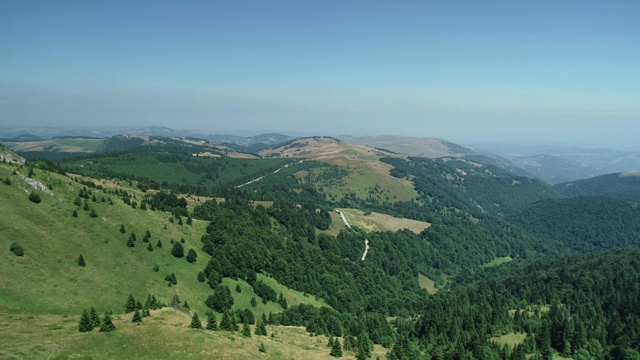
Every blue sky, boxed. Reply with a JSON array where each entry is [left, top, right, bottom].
[[1, 0, 639, 148]]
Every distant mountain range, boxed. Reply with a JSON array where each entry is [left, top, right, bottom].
[[471, 143, 640, 184], [0, 126, 294, 147], [2, 126, 640, 184]]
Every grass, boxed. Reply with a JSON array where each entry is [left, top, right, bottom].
[[0, 162, 326, 319], [4, 138, 104, 153], [263, 137, 418, 203], [336, 208, 431, 234], [418, 274, 438, 295], [490, 332, 527, 347], [483, 256, 513, 268], [0, 161, 373, 359], [0, 308, 387, 359], [65, 153, 292, 189]]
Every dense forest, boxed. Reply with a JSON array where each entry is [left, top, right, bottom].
[[555, 173, 640, 202], [391, 250, 640, 360], [508, 196, 640, 253], [4, 139, 640, 359]]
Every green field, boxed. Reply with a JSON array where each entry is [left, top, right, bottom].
[[0, 162, 327, 320], [5, 138, 105, 153], [0, 308, 387, 360], [64, 152, 293, 190]]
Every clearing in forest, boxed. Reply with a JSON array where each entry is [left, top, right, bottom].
[[336, 208, 431, 234], [418, 274, 438, 295]]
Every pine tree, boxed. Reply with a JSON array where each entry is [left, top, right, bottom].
[[220, 311, 234, 331], [127, 235, 135, 248], [197, 271, 206, 282], [100, 313, 116, 332], [278, 292, 288, 309], [186, 249, 197, 263], [259, 343, 266, 353], [120, 224, 126, 233], [125, 294, 136, 313], [73, 210, 78, 217], [78, 309, 93, 332], [330, 338, 343, 357], [186, 215, 192, 225], [250, 296, 257, 307], [206, 312, 218, 330], [78, 254, 86, 267], [145, 294, 153, 309], [147, 242, 153, 251], [83, 200, 89, 210], [356, 332, 371, 360], [132, 309, 142, 323], [89, 208, 98, 218], [165, 272, 177, 285], [242, 321, 251, 337], [190, 312, 202, 329], [255, 318, 267, 336], [171, 242, 184, 258], [156, 239, 162, 248], [89, 306, 101, 328]]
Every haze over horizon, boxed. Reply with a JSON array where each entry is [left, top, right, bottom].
[[1, 1, 639, 150]]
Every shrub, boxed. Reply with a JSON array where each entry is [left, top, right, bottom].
[[29, 192, 41, 203], [10, 242, 24, 256]]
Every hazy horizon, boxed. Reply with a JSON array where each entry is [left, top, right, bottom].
[[1, 1, 639, 150]]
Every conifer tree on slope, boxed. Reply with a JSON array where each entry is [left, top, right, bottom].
[[89, 306, 101, 327], [100, 313, 116, 332], [190, 312, 202, 329], [78, 309, 93, 332], [330, 338, 343, 357], [206, 312, 218, 330]]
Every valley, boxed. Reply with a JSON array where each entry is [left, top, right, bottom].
[[1, 133, 639, 360]]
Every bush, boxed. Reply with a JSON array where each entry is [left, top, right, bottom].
[[171, 242, 184, 258], [10, 242, 24, 256], [29, 192, 41, 203]]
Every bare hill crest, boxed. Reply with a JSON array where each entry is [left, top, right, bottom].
[[336, 135, 473, 158]]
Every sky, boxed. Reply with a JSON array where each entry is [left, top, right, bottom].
[[1, 0, 639, 149]]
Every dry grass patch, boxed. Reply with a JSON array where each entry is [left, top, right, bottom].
[[261, 137, 418, 203], [483, 256, 513, 268], [491, 333, 527, 348], [338, 208, 430, 234], [323, 211, 348, 236], [418, 274, 438, 294], [0, 309, 381, 360]]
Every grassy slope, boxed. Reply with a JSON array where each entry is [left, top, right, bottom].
[[4, 138, 104, 153], [0, 308, 388, 360], [65, 153, 292, 189], [337, 208, 430, 234], [261, 137, 418, 203], [0, 163, 328, 319], [417, 274, 438, 295]]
